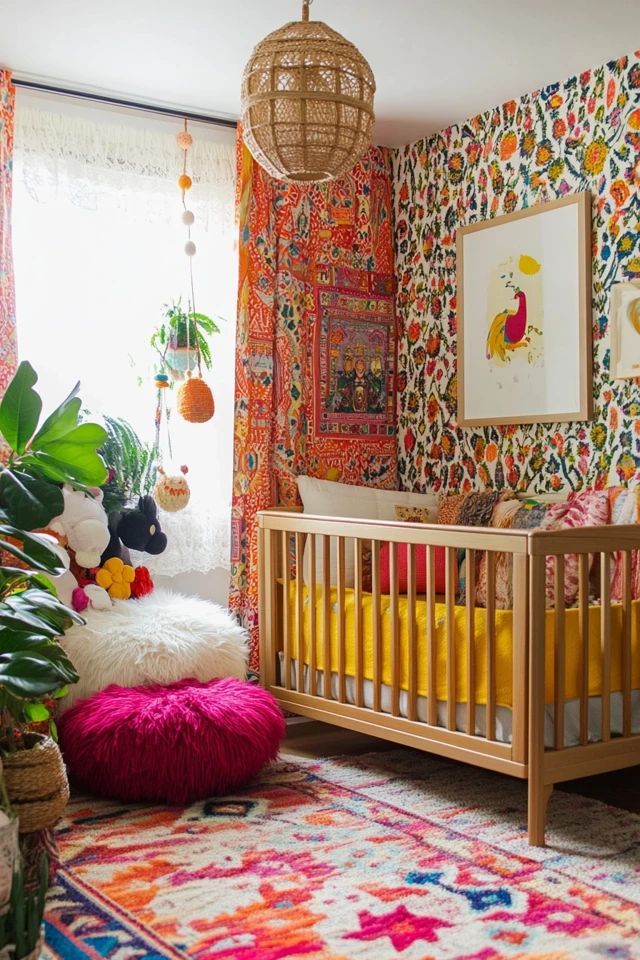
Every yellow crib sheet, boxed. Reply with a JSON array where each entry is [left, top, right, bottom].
[[285, 584, 640, 708]]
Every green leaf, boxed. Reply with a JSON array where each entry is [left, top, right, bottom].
[[23, 701, 50, 722], [0, 654, 71, 698], [36, 423, 108, 486], [0, 361, 43, 454], [0, 524, 63, 572], [0, 469, 64, 530], [31, 386, 81, 448], [52, 684, 69, 699]]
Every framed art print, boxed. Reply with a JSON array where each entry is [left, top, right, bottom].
[[456, 192, 592, 426], [610, 281, 640, 380]]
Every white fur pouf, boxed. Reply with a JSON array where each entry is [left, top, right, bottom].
[[59, 589, 248, 713]]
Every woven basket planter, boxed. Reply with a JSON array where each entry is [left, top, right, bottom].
[[3, 735, 69, 834]]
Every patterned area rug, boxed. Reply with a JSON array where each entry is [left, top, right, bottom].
[[43, 750, 640, 959]]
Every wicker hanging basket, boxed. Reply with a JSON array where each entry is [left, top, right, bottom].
[[177, 375, 215, 423], [241, 0, 375, 183], [2, 734, 70, 834]]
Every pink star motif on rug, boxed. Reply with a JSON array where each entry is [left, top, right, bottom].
[[345, 904, 452, 951]]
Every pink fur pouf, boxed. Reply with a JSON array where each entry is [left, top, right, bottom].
[[59, 678, 285, 804]]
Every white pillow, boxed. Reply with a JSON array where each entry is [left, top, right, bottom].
[[296, 476, 438, 586]]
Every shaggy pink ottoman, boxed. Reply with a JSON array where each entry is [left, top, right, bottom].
[[59, 678, 285, 804]]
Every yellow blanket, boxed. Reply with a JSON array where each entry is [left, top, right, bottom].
[[286, 584, 640, 708]]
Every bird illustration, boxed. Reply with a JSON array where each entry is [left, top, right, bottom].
[[486, 290, 528, 362]]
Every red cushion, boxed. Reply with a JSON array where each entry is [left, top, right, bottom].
[[379, 542, 453, 595]]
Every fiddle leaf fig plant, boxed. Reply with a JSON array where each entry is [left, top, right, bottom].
[[0, 361, 108, 748]]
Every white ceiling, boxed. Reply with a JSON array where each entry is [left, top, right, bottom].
[[1, 0, 639, 147]]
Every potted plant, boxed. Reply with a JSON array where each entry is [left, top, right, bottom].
[[96, 414, 158, 514], [0, 361, 108, 958], [151, 299, 219, 380]]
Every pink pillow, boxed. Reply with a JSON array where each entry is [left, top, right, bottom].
[[379, 542, 454, 595], [541, 491, 609, 606]]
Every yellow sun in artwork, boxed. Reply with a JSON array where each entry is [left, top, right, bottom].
[[519, 254, 541, 275], [628, 296, 640, 336]]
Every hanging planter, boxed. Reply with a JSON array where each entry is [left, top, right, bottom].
[[177, 374, 215, 424], [165, 344, 198, 380], [2, 734, 70, 835]]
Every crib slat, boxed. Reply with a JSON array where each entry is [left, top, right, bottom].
[[295, 533, 305, 694], [446, 546, 456, 731], [622, 550, 632, 738], [600, 552, 611, 742], [407, 542, 417, 722], [282, 531, 291, 690], [465, 548, 476, 737], [372, 540, 382, 713], [486, 551, 496, 742], [322, 534, 332, 701], [578, 553, 589, 745], [337, 537, 346, 704], [427, 544, 437, 726], [390, 541, 400, 717], [354, 539, 364, 708], [308, 534, 317, 697], [554, 555, 566, 751]]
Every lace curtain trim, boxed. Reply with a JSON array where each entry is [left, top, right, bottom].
[[129, 504, 230, 576], [14, 107, 236, 227]]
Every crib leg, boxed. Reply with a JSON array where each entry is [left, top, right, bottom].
[[528, 782, 553, 846]]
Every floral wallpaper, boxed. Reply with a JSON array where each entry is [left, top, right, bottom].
[[0, 70, 17, 401], [393, 50, 640, 494]]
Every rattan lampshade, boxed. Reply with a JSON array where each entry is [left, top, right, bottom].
[[241, 1, 375, 183]]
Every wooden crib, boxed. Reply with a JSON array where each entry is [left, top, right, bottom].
[[257, 507, 640, 845]]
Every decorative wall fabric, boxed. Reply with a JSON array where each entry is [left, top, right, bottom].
[[230, 137, 397, 665], [0, 70, 17, 400], [393, 50, 640, 495]]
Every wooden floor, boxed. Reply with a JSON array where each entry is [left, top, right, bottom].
[[283, 720, 640, 815]]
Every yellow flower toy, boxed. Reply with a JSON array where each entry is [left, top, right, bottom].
[[95, 557, 135, 600]]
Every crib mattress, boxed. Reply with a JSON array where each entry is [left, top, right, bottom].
[[281, 656, 640, 748], [285, 583, 640, 708]]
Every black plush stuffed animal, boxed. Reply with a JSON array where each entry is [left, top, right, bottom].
[[101, 496, 168, 565]]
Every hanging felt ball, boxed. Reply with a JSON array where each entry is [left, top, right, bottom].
[[181, 209, 195, 226], [177, 376, 214, 423], [154, 372, 170, 389], [178, 173, 193, 191], [154, 465, 191, 512], [176, 130, 193, 150], [184, 240, 197, 256]]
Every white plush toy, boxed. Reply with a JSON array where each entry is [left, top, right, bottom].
[[50, 485, 111, 569], [45, 538, 112, 612]]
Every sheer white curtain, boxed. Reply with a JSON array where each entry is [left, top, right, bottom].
[[12, 92, 237, 578]]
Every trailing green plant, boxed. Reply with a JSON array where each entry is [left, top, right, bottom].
[[96, 415, 158, 515], [151, 298, 219, 373], [0, 847, 48, 958], [0, 361, 107, 748]]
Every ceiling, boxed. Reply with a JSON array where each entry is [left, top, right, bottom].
[[1, 0, 639, 147]]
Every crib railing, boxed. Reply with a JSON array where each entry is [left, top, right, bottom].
[[258, 509, 640, 844]]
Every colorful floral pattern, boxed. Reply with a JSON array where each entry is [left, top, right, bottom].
[[44, 750, 640, 959], [230, 136, 396, 665], [0, 70, 16, 402], [393, 50, 640, 494]]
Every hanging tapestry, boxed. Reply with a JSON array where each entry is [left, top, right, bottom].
[[0, 70, 17, 401], [230, 135, 396, 668], [393, 49, 640, 495]]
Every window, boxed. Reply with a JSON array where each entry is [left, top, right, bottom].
[[12, 92, 237, 578]]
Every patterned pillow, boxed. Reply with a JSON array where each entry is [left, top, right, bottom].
[[540, 491, 609, 607], [608, 485, 640, 600], [395, 504, 435, 524]]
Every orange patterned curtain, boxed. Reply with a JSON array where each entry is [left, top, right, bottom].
[[230, 131, 397, 668], [0, 70, 16, 399]]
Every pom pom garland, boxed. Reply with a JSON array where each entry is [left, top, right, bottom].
[[184, 240, 197, 256], [176, 130, 193, 149], [178, 173, 192, 191], [181, 209, 195, 226]]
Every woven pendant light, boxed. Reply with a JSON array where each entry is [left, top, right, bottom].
[[241, 0, 375, 183]]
